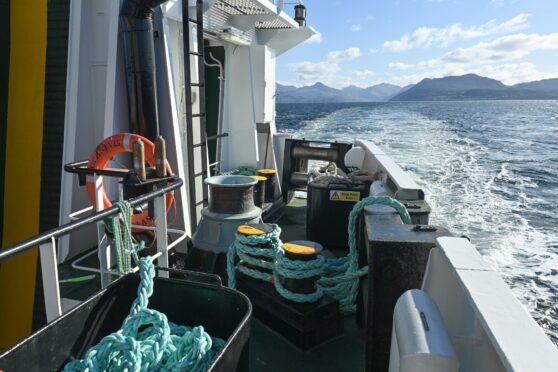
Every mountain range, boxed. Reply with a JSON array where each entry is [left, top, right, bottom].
[[276, 74, 558, 103], [276, 82, 410, 103]]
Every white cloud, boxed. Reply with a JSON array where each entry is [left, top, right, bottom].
[[417, 32, 558, 68], [474, 62, 558, 85], [351, 24, 362, 32], [288, 48, 368, 87], [389, 62, 413, 70], [329, 70, 378, 88], [288, 61, 340, 83], [382, 13, 531, 52], [383, 31, 558, 86], [305, 32, 323, 44], [326, 47, 362, 62], [385, 61, 558, 86], [352, 69, 376, 79]]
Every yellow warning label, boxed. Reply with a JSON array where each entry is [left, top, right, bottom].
[[330, 190, 360, 202]]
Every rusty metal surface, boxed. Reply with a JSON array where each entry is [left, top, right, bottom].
[[133, 139, 146, 181], [209, 185, 255, 214], [155, 136, 167, 178], [363, 211, 452, 372]]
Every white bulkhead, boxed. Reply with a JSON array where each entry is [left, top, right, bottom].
[[58, 0, 315, 260]]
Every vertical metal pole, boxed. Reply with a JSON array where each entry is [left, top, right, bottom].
[[93, 174, 111, 287], [118, 182, 124, 202], [196, 0, 209, 205], [39, 238, 62, 321], [182, 0, 199, 233], [154, 192, 169, 278]]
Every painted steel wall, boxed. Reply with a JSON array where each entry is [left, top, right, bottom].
[[0, 0, 71, 348]]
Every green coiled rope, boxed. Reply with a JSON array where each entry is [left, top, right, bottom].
[[226, 224, 282, 288], [64, 201, 224, 372], [227, 196, 411, 314], [273, 248, 325, 303], [317, 195, 411, 313]]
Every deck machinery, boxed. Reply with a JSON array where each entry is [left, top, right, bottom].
[[0, 1, 557, 371]]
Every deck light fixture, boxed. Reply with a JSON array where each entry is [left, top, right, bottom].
[[219, 27, 251, 46]]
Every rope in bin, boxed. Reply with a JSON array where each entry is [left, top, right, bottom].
[[227, 196, 412, 314], [219, 166, 258, 176], [64, 201, 224, 372]]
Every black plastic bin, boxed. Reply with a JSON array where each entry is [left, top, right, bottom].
[[307, 181, 369, 250], [0, 270, 252, 372]]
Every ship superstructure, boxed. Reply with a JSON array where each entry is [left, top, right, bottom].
[[0, 1, 556, 371]]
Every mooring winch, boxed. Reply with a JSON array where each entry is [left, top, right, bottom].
[[281, 138, 353, 201], [191, 175, 263, 253]]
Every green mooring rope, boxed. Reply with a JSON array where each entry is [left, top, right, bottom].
[[64, 201, 224, 372], [227, 196, 411, 314], [112, 204, 132, 274], [226, 224, 282, 288]]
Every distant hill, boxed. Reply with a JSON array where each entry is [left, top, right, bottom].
[[390, 74, 558, 101], [276, 82, 404, 103], [513, 78, 558, 92], [276, 82, 356, 103], [276, 75, 558, 103], [341, 83, 403, 102]]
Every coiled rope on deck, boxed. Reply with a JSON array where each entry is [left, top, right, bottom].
[[273, 247, 325, 303], [226, 224, 282, 289], [227, 196, 411, 315], [317, 196, 411, 313], [64, 201, 224, 372]]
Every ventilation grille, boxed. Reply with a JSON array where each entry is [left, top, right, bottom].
[[255, 18, 291, 29], [215, 0, 267, 15], [204, 4, 231, 34], [210, 0, 295, 31]]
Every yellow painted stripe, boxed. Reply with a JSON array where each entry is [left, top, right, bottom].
[[237, 225, 266, 236], [250, 176, 267, 181], [283, 243, 317, 256], [0, 0, 47, 349]]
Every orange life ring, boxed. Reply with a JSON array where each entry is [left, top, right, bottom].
[[86, 133, 174, 229]]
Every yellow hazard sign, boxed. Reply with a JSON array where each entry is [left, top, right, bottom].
[[330, 190, 360, 202]]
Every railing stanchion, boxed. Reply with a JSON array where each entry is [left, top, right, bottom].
[[94, 174, 112, 287], [39, 237, 62, 321], [154, 191, 169, 278]]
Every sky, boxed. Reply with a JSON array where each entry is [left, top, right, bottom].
[[276, 0, 558, 88]]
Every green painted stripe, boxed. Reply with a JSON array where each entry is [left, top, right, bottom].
[[0, 0, 10, 248], [40, 0, 70, 232], [33, 0, 71, 331]]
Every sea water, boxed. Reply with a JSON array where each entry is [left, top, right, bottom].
[[276, 100, 558, 344]]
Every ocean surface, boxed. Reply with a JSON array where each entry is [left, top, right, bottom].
[[276, 101, 558, 344]]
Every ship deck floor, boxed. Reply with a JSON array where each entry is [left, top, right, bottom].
[[248, 196, 366, 372], [57, 196, 366, 371]]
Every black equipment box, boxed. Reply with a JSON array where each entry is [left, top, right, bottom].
[[362, 208, 452, 372], [0, 272, 252, 372], [281, 138, 353, 202], [402, 199, 431, 225], [307, 181, 369, 250], [236, 274, 343, 350]]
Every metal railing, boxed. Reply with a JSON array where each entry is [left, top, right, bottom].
[[0, 174, 184, 322]]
